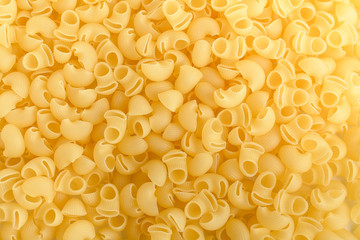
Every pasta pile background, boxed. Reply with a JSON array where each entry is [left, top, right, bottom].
[[1, 0, 360, 239]]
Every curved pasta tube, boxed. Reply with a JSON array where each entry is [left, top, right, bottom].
[[2, 72, 30, 98], [162, 0, 192, 31], [47, 70, 66, 100], [133, 10, 160, 39], [238, 142, 264, 177], [156, 207, 186, 232], [60, 119, 93, 141], [181, 131, 205, 157], [199, 199, 230, 231], [96, 38, 124, 69], [0, 169, 20, 202], [292, 31, 327, 55], [251, 171, 276, 206], [63, 62, 95, 86], [202, 118, 226, 153], [141, 59, 174, 82], [0, 91, 22, 118], [50, 98, 81, 122], [53, 43, 72, 64], [192, 40, 213, 68], [141, 159, 167, 187], [235, 60, 265, 92], [128, 115, 151, 138], [188, 152, 213, 177], [114, 65, 144, 97], [72, 41, 97, 72], [81, 98, 110, 125], [225, 218, 250, 240], [224, 3, 252, 35], [0, 203, 28, 230], [292, 217, 323, 240], [34, 202, 63, 227], [177, 100, 198, 132], [322, 202, 349, 231], [219, 158, 243, 182], [135, 33, 161, 59], [54, 142, 83, 170], [158, 89, 184, 112], [96, 184, 120, 217], [1, 124, 25, 158], [280, 170, 303, 193], [301, 132, 332, 165], [187, 17, 220, 42], [24, 127, 53, 157], [272, 0, 304, 18], [21, 156, 55, 179], [0, 45, 16, 73], [184, 189, 218, 219], [94, 139, 115, 172], [278, 145, 312, 173], [247, 107, 275, 136], [55, 169, 87, 195], [218, 108, 240, 127], [256, 207, 289, 231], [162, 122, 186, 141], [175, 65, 202, 94], [280, 113, 312, 145], [63, 220, 96, 240], [103, 1, 131, 33], [72, 155, 96, 176], [156, 30, 190, 54], [227, 181, 255, 210], [93, 61, 117, 95], [329, 158, 358, 182], [23, 43, 54, 71], [136, 182, 159, 216], [12, 180, 41, 210], [62, 198, 87, 217], [326, 22, 358, 48], [310, 185, 347, 211], [274, 189, 308, 216], [75, 2, 109, 23], [22, 176, 55, 203], [4, 106, 36, 129], [183, 224, 205, 240], [78, 23, 110, 43], [25, 15, 56, 38], [148, 223, 172, 240], [253, 36, 286, 59], [66, 85, 97, 109], [54, 10, 79, 42], [194, 173, 228, 198], [103, 110, 127, 144], [119, 184, 143, 217], [320, 75, 348, 108], [117, 28, 142, 60], [266, 59, 295, 89], [302, 163, 333, 186], [162, 149, 188, 185], [212, 36, 246, 60], [117, 134, 148, 155], [29, 76, 52, 108], [214, 84, 247, 109]]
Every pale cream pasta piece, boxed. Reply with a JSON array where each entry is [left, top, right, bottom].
[[274, 189, 309, 216], [0, 203, 28, 230], [0, 168, 21, 202], [21, 176, 55, 203], [212, 36, 247, 60], [162, 149, 188, 185], [62, 63, 95, 88], [292, 217, 323, 240], [24, 127, 53, 157], [278, 145, 312, 173], [175, 65, 203, 94], [238, 141, 264, 177], [103, 1, 131, 33], [251, 171, 276, 206], [133, 10, 160, 39], [156, 30, 190, 54], [96, 183, 120, 217], [55, 169, 87, 195], [162, 0, 192, 31], [117, 28, 142, 61], [184, 189, 218, 220], [20, 156, 55, 179], [158, 89, 184, 112], [136, 182, 159, 216], [235, 59, 265, 92], [1, 124, 25, 158], [141, 159, 167, 187], [63, 220, 96, 240]]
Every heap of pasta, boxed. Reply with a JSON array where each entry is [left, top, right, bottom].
[[0, 0, 360, 239]]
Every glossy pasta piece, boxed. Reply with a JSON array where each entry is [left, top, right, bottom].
[[0, 203, 28, 230]]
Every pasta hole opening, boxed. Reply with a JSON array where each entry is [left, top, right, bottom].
[[200, 213, 213, 223], [331, 146, 340, 159], [133, 152, 147, 163], [328, 31, 342, 47], [300, 7, 314, 21], [102, 185, 117, 200], [170, 170, 186, 184], [260, 173, 276, 189], [245, 35, 255, 49], [218, 110, 233, 126], [105, 155, 115, 170], [237, 128, 246, 142], [13, 210, 20, 229], [281, 106, 295, 117], [254, 37, 270, 50], [55, 45, 70, 53], [296, 115, 312, 130], [292, 90, 308, 106], [174, 39, 189, 50], [104, 127, 120, 143], [292, 197, 308, 215], [311, 38, 326, 54], [106, 52, 119, 68], [95, 63, 110, 77], [321, 92, 338, 107], [63, 11, 78, 25], [294, 235, 309, 240], [48, 122, 60, 133], [195, 181, 209, 191], [186, 202, 201, 218], [94, 34, 108, 43], [302, 139, 318, 151], [219, 181, 227, 197], [134, 122, 144, 136], [6, 157, 22, 167], [25, 195, 40, 202], [44, 209, 56, 224], [115, 2, 128, 13], [267, 72, 282, 88], [213, 39, 227, 54], [309, 26, 320, 37], [23, 54, 39, 70], [109, 215, 125, 227], [43, 91, 52, 104], [235, 19, 251, 30], [22, 168, 37, 178], [164, 0, 179, 15], [0, 208, 6, 220], [242, 161, 257, 176], [69, 177, 85, 191], [210, 119, 222, 133]]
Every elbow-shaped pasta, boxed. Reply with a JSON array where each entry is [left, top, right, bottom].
[[60, 119, 93, 141], [194, 173, 228, 198], [289, 73, 312, 91], [24, 127, 53, 157], [162, 149, 188, 185], [103, 110, 126, 144], [288, 1, 315, 22], [327, 96, 351, 124], [224, 3, 252, 35], [344, 72, 360, 105], [78, 23, 110, 44], [47, 70, 66, 99], [96, 184, 120, 217], [335, 2, 357, 25], [274, 190, 308, 216], [188, 152, 213, 177], [225, 218, 249, 240], [280, 113, 312, 145], [34, 202, 63, 227], [149, 102, 172, 133], [162, 122, 186, 141], [316, 230, 343, 240], [2, 72, 29, 98], [55, 169, 87, 195], [93, 139, 115, 172], [141, 159, 167, 187], [53, 43, 72, 64], [0, 24, 13, 48], [187, 17, 220, 42], [310, 185, 347, 211], [23, 44, 54, 71], [72, 41, 97, 72], [281, 170, 303, 193], [31, 104, 56, 135], [119, 184, 143, 217], [247, 107, 275, 136], [136, 33, 161, 59], [148, 223, 172, 240], [292, 217, 323, 240], [181, 131, 206, 157], [217, 61, 239, 80], [251, 171, 276, 206], [253, 124, 282, 152], [301, 132, 332, 165], [13, 180, 41, 210], [183, 224, 205, 240], [63, 63, 95, 87], [292, 31, 327, 55], [103, 1, 131, 33], [63, 220, 96, 240], [21, 156, 55, 179], [218, 108, 241, 127], [158, 89, 183, 112], [351, 203, 360, 224], [309, 11, 334, 38], [298, 57, 333, 82], [195, 82, 218, 109], [272, 0, 304, 18], [212, 36, 246, 60], [128, 95, 153, 116], [29, 76, 52, 108], [1, 124, 25, 158], [128, 116, 151, 138], [96, 38, 123, 69], [117, 134, 148, 155], [25, 15, 56, 38], [54, 142, 83, 170], [302, 163, 333, 186], [81, 98, 110, 125], [53, 10, 79, 42], [141, 59, 174, 82], [266, 59, 295, 89], [156, 30, 190, 54], [238, 142, 264, 177], [50, 98, 81, 122], [114, 65, 144, 97], [94, 62, 117, 95], [178, 100, 198, 132], [214, 84, 247, 109], [0, 0, 17, 24], [199, 199, 230, 231], [227, 127, 251, 146], [62, 198, 87, 217], [322, 132, 346, 161], [134, 10, 160, 39], [162, 0, 192, 31], [0, 46, 16, 73], [192, 40, 213, 68], [253, 36, 286, 59], [265, 18, 283, 39], [235, 60, 265, 92], [227, 181, 255, 210], [66, 85, 97, 108], [117, 28, 142, 60], [30, 0, 52, 17], [0, 203, 28, 230], [278, 145, 312, 173], [202, 118, 226, 153], [22, 176, 55, 203], [182, 0, 206, 11], [136, 182, 159, 216], [0, 91, 22, 118], [320, 75, 348, 108], [326, 22, 358, 48], [184, 189, 218, 219], [72, 155, 96, 176], [271, 216, 295, 240], [256, 207, 289, 231], [156, 207, 186, 232], [322, 202, 350, 231], [75, 2, 109, 23], [0, 169, 20, 202], [175, 65, 202, 94], [81, 187, 100, 207]]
